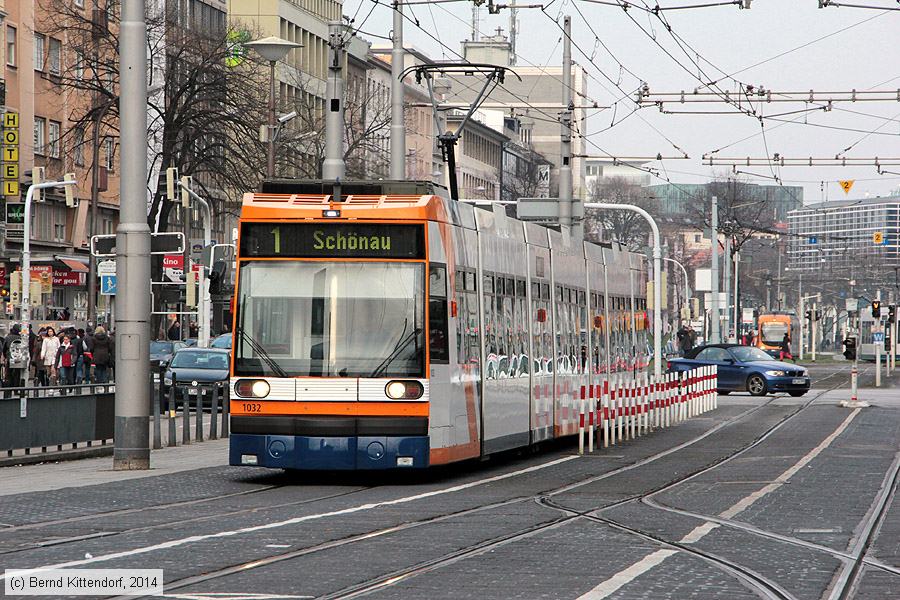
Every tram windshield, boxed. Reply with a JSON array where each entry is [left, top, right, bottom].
[[760, 321, 789, 344], [234, 261, 425, 378]]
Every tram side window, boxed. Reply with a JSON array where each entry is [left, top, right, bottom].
[[429, 264, 449, 364], [483, 274, 497, 378], [455, 269, 480, 369]]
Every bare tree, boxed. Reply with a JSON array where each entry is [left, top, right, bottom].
[[502, 147, 550, 203], [38, 1, 271, 233], [585, 177, 657, 250]]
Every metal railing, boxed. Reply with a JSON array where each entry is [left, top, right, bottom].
[[150, 369, 230, 450]]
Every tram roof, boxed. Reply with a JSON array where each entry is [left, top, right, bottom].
[[243, 179, 458, 223]]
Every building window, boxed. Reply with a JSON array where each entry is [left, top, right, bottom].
[[75, 0, 84, 7], [694, 234, 701, 243], [48, 121, 61, 158], [48, 38, 61, 75], [54, 223, 66, 241], [34, 117, 46, 155], [6, 26, 16, 67], [104, 138, 115, 171], [33, 33, 45, 71], [74, 50, 84, 80], [73, 126, 85, 166]]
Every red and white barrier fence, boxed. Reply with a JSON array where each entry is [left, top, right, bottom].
[[578, 365, 718, 454]]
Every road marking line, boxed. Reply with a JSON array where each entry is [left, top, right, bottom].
[[583, 408, 863, 595], [719, 408, 861, 519], [679, 521, 718, 543], [577, 549, 677, 599], [0, 455, 578, 580]]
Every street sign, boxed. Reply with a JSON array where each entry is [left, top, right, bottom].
[[91, 232, 185, 257], [100, 274, 117, 296], [162, 254, 184, 269], [873, 331, 885, 343], [5, 202, 24, 224], [839, 179, 854, 195], [97, 260, 116, 275], [808, 236, 817, 245], [873, 231, 884, 245]]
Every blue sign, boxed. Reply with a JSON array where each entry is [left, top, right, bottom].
[[808, 236, 818, 245], [873, 332, 885, 343], [100, 274, 117, 296]]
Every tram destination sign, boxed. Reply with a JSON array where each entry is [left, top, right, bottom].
[[240, 223, 425, 259]]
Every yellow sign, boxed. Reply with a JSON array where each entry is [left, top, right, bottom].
[[3, 163, 17, 179], [839, 180, 854, 195], [3, 112, 19, 128], [873, 231, 884, 245], [3, 146, 18, 162], [3, 129, 18, 146], [3, 181, 18, 196]]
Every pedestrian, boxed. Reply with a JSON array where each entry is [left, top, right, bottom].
[[167, 319, 181, 341], [41, 327, 61, 385], [32, 328, 48, 386], [74, 328, 88, 384], [88, 326, 114, 384], [779, 332, 794, 362], [61, 307, 70, 320], [56, 334, 77, 385], [3, 324, 29, 388]]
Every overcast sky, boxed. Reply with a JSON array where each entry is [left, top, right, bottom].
[[346, 0, 900, 204]]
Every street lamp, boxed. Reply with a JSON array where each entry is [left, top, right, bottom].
[[246, 37, 302, 179]]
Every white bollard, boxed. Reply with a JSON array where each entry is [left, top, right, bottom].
[[587, 386, 594, 454], [578, 396, 585, 455], [712, 365, 718, 410], [603, 379, 610, 448]]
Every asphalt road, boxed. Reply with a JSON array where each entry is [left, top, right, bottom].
[[0, 365, 897, 600]]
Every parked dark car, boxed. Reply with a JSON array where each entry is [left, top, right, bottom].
[[667, 344, 810, 397], [162, 347, 230, 409], [210, 333, 232, 350], [150, 340, 185, 369]]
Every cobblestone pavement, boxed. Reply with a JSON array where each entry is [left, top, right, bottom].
[[0, 367, 897, 600]]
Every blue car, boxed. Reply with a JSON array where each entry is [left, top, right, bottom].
[[668, 344, 810, 397]]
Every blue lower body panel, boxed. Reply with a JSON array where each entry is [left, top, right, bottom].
[[229, 434, 430, 470]]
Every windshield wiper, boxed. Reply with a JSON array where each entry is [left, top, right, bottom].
[[236, 328, 289, 378], [371, 328, 422, 378]]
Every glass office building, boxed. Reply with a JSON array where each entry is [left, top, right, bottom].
[[787, 197, 900, 275]]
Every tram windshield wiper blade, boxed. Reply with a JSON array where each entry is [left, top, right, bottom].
[[236, 328, 289, 378], [371, 328, 422, 378]]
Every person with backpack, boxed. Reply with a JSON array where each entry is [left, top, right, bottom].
[[41, 326, 61, 385], [88, 326, 114, 383], [3, 324, 29, 388], [56, 335, 77, 385]]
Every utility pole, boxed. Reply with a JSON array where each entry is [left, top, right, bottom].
[[390, 1, 406, 180], [733, 251, 740, 341], [115, 0, 152, 470], [323, 22, 347, 181], [799, 275, 804, 361], [509, 6, 518, 65], [710, 196, 720, 344], [559, 16, 578, 238], [811, 299, 817, 363], [876, 289, 882, 387], [723, 232, 732, 341]]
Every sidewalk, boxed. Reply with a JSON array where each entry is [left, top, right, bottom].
[[0, 435, 230, 496]]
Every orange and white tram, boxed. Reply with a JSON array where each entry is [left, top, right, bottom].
[[229, 181, 650, 470]]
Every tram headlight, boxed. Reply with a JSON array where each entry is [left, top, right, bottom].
[[235, 379, 270, 398], [385, 380, 424, 400]]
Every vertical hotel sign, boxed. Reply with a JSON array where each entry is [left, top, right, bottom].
[[2, 112, 19, 198]]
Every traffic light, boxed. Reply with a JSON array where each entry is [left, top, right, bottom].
[[208, 259, 227, 295], [165, 167, 178, 201], [32, 166, 44, 201], [872, 300, 881, 318], [10, 271, 21, 305], [843, 337, 857, 361], [64, 172, 76, 207], [815, 310, 822, 321], [805, 309, 812, 321], [180, 175, 191, 208], [890, 304, 897, 323], [186, 270, 197, 307]]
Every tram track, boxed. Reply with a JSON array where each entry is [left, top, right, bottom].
[[0, 486, 373, 557], [135, 394, 790, 599]]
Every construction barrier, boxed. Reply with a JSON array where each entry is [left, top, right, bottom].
[[578, 366, 718, 454]]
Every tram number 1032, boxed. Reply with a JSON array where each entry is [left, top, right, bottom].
[[241, 402, 262, 413]]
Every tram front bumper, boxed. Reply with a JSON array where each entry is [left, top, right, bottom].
[[229, 433, 430, 470]]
